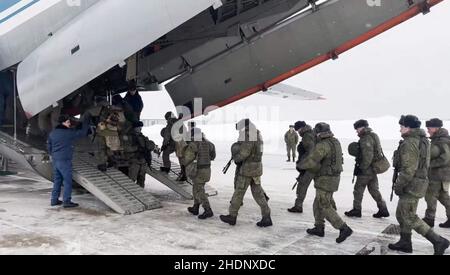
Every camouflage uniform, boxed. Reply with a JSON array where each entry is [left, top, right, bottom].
[[389, 117, 449, 255], [230, 130, 270, 217], [124, 127, 155, 188], [174, 121, 189, 181], [96, 114, 122, 169], [85, 98, 109, 125], [183, 132, 216, 216], [220, 120, 271, 227], [161, 116, 177, 170], [424, 128, 450, 225], [292, 125, 316, 210], [284, 129, 299, 161], [299, 123, 353, 242], [393, 128, 431, 235], [95, 107, 131, 169], [348, 128, 388, 215]]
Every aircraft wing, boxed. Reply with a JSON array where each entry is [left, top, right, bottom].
[[262, 83, 325, 101]]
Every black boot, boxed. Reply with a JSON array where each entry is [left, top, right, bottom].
[[439, 219, 450, 228], [160, 167, 170, 173], [306, 226, 325, 237], [287, 205, 303, 213], [425, 231, 450, 255], [344, 209, 362, 218], [388, 233, 413, 253], [198, 208, 214, 220], [373, 207, 390, 218], [50, 200, 63, 206], [97, 164, 107, 172], [336, 224, 353, 243], [63, 201, 79, 208], [256, 216, 273, 227], [220, 215, 237, 226], [187, 204, 200, 215], [176, 170, 187, 181], [422, 217, 435, 228], [286, 157, 290, 162], [293, 157, 296, 162]]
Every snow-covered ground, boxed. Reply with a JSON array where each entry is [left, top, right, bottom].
[[0, 116, 449, 255]]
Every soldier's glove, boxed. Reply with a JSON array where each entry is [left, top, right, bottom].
[[97, 164, 107, 172]]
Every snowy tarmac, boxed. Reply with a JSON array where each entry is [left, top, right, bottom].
[[0, 117, 449, 255]]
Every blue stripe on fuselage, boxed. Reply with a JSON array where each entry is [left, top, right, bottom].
[[0, 0, 40, 24], [0, 0, 22, 13]]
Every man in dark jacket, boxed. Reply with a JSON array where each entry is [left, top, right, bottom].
[[124, 89, 144, 120], [47, 114, 90, 208]]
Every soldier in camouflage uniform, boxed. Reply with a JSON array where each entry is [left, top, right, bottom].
[[298, 123, 353, 243], [422, 118, 450, 228], [284, 125, 299, 162], [220, 119, 272, 227], [288, 121, 316, 213], [345, 119, 390, 219], [160, 112, 178, 173], [389, 115, 449, 255], [124, 121, 156, 188], [85, 96, 109, 125], [184, 127, 216, 219], [173, 115, 189, 182], [111, 94, 139, 125], [96, 111, 122, 172]]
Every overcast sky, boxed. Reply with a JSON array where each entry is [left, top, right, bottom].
[[142, 1, 450, 122]]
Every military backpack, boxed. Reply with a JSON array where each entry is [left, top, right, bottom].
[[367, 133, 390, 174]]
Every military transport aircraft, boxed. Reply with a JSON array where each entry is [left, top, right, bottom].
[[0, 0, 446, 215]]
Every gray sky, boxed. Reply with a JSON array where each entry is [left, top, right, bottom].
[[227, 0, 450, 121], [143, 1, 450, 122]]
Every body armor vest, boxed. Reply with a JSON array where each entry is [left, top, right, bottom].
[[197, 141, 212, 168], [318, 137, 343, 177]]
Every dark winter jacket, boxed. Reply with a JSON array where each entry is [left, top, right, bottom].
[[47, 122, 89, 161], [124, 92, 144, 114]]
